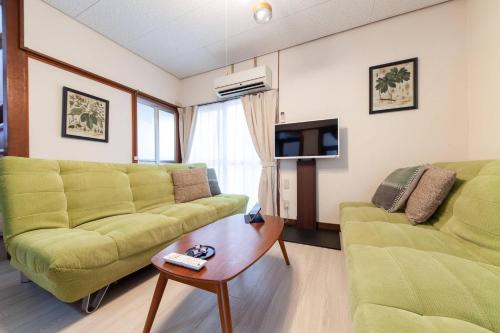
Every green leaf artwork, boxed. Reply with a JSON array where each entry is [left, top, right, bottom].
[[375, 67, 411, 102], [68, 108, 84, 116], [63, 88, 108, 141], [370, 58, 417, 113]]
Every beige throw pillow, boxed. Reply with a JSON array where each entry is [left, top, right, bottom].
[[405, 167, 456, 224], [172, 168, 212, 203]]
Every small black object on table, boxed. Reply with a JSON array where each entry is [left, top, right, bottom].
[[185, 244, 215, 260]]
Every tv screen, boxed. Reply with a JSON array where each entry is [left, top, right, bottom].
[[275, 118, 339, 159]]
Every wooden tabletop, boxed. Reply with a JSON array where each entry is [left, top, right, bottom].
[[151, 214, 284, 283]]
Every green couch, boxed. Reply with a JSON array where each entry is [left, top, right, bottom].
[[0, 157, 248, 303], [341, 160, 500, 333]]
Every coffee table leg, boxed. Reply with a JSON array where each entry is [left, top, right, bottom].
[[278, 236, 290, 265], [143, 272, 168, 333], [217, 282, 233, 333]]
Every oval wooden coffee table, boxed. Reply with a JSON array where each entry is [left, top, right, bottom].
[[143, 214, 290, 333]]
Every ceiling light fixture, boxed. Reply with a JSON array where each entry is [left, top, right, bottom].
[[253, 1, 272, 24]]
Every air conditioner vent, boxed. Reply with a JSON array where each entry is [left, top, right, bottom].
[[214, 66, 272, 98], [218, 82, 267, 96]]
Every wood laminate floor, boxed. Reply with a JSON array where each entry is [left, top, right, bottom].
[[0, 242, 351, 333]]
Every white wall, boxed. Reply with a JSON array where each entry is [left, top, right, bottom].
[[23, 0, 184, 163], [279, 1, 468, 223], [179, 1, 469, 224], [466, 0, 500, 159], [24, 0, 180, 105], [29, 58, 132, 163]]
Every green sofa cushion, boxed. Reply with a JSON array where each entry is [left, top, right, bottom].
[[9, 228, 118, 272], [190, 194, 248, 218], [340, 204, 410, 227], [216, 194, 249, 209], [347, 245, 500, 332], [447, 161, 500, 251], [9, 242, 169, 302], [354, 304, 494, 333], [146, 203, 218, 233], [0, 157, 69, 241], [59, 160, 135, 227], [127, 162, 206, 212], [76, 213, 182, 258], [127, 164, 175, 212], [342, 221, 500, 265], [429, 160, 491, 230]]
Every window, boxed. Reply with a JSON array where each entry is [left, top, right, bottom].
[[137, 99, 176, 163], [189, 99, 260, 208]]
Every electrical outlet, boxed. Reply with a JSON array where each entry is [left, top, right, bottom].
[[283, 179, 290, 190]]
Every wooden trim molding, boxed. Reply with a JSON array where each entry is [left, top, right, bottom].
[[137, 91, 179, 111], [26, 49, 134, 94], [3, 0, 29, 157], [5, 0, 180, 161], [131, 92, 138, 163]]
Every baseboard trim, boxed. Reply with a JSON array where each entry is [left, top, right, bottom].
[[284, 219, 340, 232], [318, 222, 340, 232]]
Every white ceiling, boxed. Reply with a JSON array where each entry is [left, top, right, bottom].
[[43, 0, 449, 79]]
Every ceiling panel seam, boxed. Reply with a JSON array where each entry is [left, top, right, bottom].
[[75, 0, 102, 18]]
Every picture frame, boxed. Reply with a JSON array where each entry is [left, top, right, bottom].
[[62, 87, 109, 142], [369, 58, 418, 114]]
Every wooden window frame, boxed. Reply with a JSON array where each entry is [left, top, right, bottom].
[[135, 95, 180, 164]]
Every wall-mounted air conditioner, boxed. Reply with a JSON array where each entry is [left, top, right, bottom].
[[214, 66, 272, 98]]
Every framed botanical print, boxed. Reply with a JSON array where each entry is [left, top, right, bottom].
[[62, 87, 109, 142], [369, 58, 418, 114]]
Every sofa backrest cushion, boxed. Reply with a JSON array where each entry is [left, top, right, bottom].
[[447, 160, 500, 251], [0, 157, 69, 240], [122, 163, 207, 212], [58, 160, 135, 227], [429, 160, 491, 230], [127, 164, 174, 212]]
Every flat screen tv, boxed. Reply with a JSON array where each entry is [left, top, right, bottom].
[[275, 118, 339, 159]]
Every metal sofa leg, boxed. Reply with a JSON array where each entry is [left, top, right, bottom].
[[20, 272, 31, 283], [81, 285, 110, 314]]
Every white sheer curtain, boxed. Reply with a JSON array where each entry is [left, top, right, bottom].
[[188, 99, 261, 208], [177, 106, 198, 162], [241, 90, 278, 215]]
